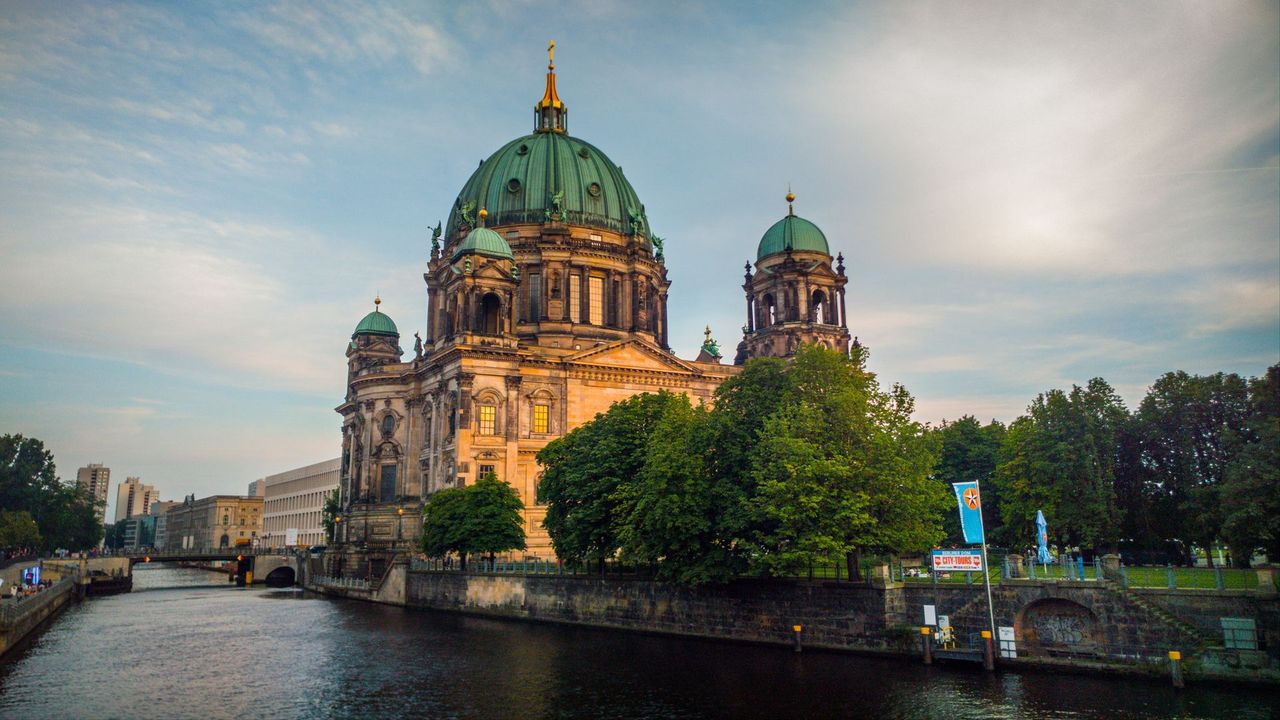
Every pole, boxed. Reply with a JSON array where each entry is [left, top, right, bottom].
[[976, 479, 997, 644]]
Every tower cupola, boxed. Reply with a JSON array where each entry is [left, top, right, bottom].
[[534, 40, 567, 134]]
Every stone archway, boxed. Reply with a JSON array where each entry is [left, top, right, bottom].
[[1016, 598, 1102, 656]]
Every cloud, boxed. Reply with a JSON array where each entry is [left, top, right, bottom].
[[800, 1, 1279, 279], [232, 1, 452, 76]]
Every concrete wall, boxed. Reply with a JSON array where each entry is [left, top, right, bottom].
[[0, 577, 76, 659]]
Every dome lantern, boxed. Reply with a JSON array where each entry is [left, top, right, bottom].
[[534, 40, 567, 134]]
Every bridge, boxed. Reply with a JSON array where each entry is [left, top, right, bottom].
[[118, 549, 303, 587]]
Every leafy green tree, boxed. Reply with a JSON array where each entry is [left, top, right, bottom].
[[0, 434, 102, 550], [321, 488, 341, 543], [0, 510, 41, 550], [993, 379, 1127, 551], [537, 391, 687, 571], [1131, 371, 1252, 562], [619, 399, 734, 584], [747, 345, 946, 577], [1218, 365, 1280, 566], [421, 473, 525, 570], [933, 416, 1006, 544]]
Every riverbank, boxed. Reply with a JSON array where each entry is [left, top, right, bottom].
[[305, 561, 1279, 686], [7, 565, 1280, 720]]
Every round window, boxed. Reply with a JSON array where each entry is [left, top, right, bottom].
[[587, 182, 601, 197], [507, 178, 522, 193], [578, 148, 590, 159], [516, 144, 529, 155]]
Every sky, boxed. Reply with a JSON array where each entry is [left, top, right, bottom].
[[1, 1, 1276, 516]]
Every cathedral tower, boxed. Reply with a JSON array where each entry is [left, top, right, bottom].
[[735, 193, 850, 363]]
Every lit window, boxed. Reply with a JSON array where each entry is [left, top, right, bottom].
[[588, 277, 603, 325], [478, 405, 496, 435], [568, 275, 580, 322], [533, 404, 549, 434]]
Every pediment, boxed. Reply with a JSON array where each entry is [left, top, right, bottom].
[[565, 339, 696, 374]]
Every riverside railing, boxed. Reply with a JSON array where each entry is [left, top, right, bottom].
[[1116, 564, 1259, 591], [314, 575, 371, 591], [0, 575, 75, 626]]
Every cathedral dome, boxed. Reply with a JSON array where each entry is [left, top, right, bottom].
[[445, 132, 649, 240], [353, 307, 398, 338], [452, 225, 515, 263], [757, 213, 830, 260]]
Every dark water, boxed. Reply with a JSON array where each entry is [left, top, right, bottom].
[[1, 566, 1276, 720]]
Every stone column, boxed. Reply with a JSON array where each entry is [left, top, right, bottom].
[[745, 292, 754, 333], [838, 286, 848, 329], [1100, 554, 1123, 582]]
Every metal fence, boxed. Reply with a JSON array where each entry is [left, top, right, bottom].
[[313, 575, 371, 591], [0, 575, 75, 626]]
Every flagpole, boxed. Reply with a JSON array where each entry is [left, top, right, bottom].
[[976, 479, 996, 643]]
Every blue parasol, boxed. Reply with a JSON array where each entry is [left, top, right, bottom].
[[1036, 510, 1053, 564]]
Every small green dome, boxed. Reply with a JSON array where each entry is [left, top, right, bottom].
[[353, 309, 398, 338], [757, 214, 830, 260], [445, 132, 649, 239], [451, 226, 514, 263]]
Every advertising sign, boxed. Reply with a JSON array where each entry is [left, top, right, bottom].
[[931, 548, 985, 572], [285, 528, 299, 547], [999, 626, 1017, 658]]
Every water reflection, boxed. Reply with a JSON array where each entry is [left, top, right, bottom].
[[0, 567, 1275, 719]]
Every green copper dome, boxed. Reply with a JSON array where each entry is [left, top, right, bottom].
[[452, 226, 515, 263], [353, 308, 398, 338], [757, 213, 830, 260], [445, 132, 649, 239]]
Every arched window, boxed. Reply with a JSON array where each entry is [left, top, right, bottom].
[[811, 290, 828, 324], [381, 414, 395, 435], [764, 293, 776, 326], [480, 293, 502, 335], [477, 404, 497, 435]]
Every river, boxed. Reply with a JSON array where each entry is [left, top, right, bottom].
[[0, 565, 1276, 719]]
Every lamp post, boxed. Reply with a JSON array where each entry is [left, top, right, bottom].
[[334, 515, 342, 545], [397, 506, 405, 543]]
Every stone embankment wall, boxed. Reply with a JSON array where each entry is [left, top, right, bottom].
[[406, 572, 912, 652], [396, 571, 1278, 681]]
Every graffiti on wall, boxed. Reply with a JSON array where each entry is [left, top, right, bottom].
[[1019, 599, 1101, 653]]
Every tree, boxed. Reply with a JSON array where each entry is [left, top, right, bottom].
[[933, 416, 1006, 544], [1218, 365, 1280, 566], [993, 379, 1127, 552], [421, 473, 525, 570], [321, 488, 341, 543], [0, 510, 41, 550], [1132, 371, 1251, 562], [537, 391, 687, 571], [746, 345, 946, 577], [619, 399, 733, 584], [0, 434, 102, 550]]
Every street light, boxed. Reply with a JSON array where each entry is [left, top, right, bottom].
[[397, 506, 405, 541]]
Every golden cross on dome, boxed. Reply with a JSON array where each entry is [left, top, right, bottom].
[[548, 40, 555, 70]]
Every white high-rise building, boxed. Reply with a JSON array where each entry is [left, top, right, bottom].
[[114, 477, 158, 522], [76, 463, 111, 522]]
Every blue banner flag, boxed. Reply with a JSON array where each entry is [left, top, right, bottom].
[[953, 481, 985, 544]]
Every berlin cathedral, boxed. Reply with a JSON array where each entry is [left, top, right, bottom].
[[330, 47, 852, 574]]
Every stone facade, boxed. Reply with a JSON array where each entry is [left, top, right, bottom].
[[330, 53, 852, 575], [162, 495, 263, 551]]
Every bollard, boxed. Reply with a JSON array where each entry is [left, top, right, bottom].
[[981, 630, 995, 671], [1169, 650, 1184, 688], [245, 570, 253, 586], [793, 624, 803, 653], [921, 627, 933, 665]]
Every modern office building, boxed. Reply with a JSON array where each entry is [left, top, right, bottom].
[[261, 458, 340, 550], [247, 479, 265, 497]]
